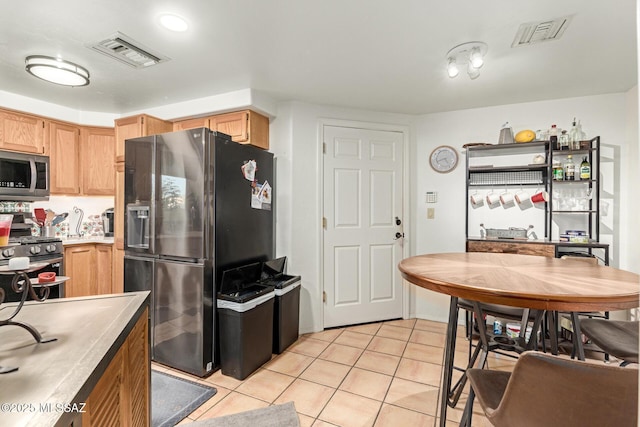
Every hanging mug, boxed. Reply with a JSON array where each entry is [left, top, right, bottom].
[[531, 191, 549, 203], [500, 190, 514, 205], [486, 191, 501, 206], [470, 192, 484, 208], [515, 190, 530, 205]]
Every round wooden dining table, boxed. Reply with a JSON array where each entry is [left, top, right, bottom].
[[398, 252, 639, 427]]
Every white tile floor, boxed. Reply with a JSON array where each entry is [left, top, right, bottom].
[[152, 318, 612, 427]]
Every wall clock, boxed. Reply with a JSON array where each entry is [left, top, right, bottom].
[[429, 145, 458, 173]]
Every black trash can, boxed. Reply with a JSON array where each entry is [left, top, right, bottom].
[[261, 257, 302, 354], [217, 263, 275, 380]]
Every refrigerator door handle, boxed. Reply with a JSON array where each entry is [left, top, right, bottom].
[[150, 140, 157, 255]]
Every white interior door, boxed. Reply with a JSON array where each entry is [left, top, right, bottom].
[[323, 125, 404, 328]]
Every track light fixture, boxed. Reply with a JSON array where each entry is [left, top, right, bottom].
[[447, 58, 459, 78], [445, 41, 488, 80]]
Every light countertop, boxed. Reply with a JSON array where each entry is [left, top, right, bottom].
[[62, 237, 114, 246], [0, 291, 149, 426]]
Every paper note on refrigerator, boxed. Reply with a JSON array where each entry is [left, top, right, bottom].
[[251, 181, 272, 210], [241, 160, 257, 182]]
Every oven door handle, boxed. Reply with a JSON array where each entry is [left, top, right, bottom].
[[36, 256, 64, 266], [30, 158, 37, 194]]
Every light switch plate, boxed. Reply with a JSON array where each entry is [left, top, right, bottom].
[[427, 208, 435, 219]]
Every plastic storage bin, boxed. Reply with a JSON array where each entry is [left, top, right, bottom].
[[217, 262, 275, 380], [261, 257, 302, 354]]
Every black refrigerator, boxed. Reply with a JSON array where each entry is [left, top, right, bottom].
[[123, 128, 274, 377]]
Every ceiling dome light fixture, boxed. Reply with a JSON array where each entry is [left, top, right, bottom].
[[159, 14, 189, 32], [25, 55, 90, 87], [445, 41, 488, 80]]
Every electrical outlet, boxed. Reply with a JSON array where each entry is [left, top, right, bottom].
[[427, 208, 435, 219]]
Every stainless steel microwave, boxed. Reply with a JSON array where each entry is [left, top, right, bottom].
[[0, 149, 49, 201]]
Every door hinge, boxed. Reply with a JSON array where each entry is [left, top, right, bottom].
[[323, 291, 326, 303], [322, 217, 327, 229]]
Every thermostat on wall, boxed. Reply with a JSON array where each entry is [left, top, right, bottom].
[[425, 192, 438, 203]]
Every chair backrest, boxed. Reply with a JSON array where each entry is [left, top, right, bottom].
[[490, 352, 638, 427]]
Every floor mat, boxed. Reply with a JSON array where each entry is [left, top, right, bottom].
[[152, 370, 217, 427]]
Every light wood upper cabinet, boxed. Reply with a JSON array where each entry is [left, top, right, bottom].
[[210, 111, 249, 141], [0, 109, 46, 153], [49, 123, 115, 196], [172, 117, 209, 131], [81, 126, 115, 195], [115, 114, 172, 162], [172, 109, 270, 150], [49, 121, 81, 195]]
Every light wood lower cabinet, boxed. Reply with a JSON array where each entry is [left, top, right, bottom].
[[97, 244, 114, 295], [82, 308, 149, 427], [113, 162, 125, 294], [64, 244, 95, 297], [113, 245, 124, 294], [64, 243, 113, 297]]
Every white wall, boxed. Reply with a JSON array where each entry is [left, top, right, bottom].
[[3, 87, 637, 331], [622, 85, 639, 274], [0, 90, 117, 126], [270, 101, 413, 333], [412, 91, 638, 322]]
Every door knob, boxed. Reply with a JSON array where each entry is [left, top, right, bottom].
[[394, 232, 404, 240]]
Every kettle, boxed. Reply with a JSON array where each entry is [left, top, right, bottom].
[[102, 208, 114, 237], [498, 122, 514, 145]]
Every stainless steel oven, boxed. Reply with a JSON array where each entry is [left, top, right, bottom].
[[0, 237, 64, 302]]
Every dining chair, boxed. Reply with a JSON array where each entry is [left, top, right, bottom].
[[558, 255, 611, 361], [448, 300, 544, 407], [579, 319, 639, 366], [460, 351, 638, 427]]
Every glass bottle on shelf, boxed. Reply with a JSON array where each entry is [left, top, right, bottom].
[[569, 118, 580, 149], [559, 130, 570, 150], [564, 155, 575, 181], [577, 121, 587, 146], [553, 160, 564, 181], [550, 124, 559, 149], [580, 156, 591, 180]]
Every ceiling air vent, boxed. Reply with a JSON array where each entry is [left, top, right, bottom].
[[511, 15, 572, 48], [88, 31, 170, 68]]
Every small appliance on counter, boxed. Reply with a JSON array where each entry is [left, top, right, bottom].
[[102, 208, 114, 237]]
